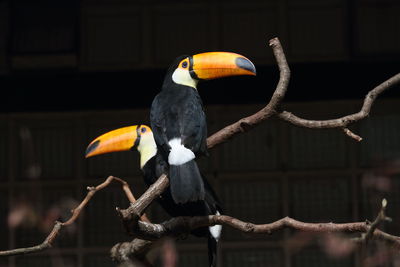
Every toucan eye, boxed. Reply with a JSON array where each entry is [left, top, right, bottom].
[[141, 127, 147, 133], [181, 61, 188, 68]]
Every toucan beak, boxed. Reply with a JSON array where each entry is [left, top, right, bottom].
[[191, 52, 256, 80], [85, 125, 139, 158]]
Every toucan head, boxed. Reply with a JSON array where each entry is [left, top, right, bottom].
[[85, 125, 157, 168], [167, 52, 256, 89]]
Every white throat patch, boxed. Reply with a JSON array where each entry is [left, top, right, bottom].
[[172, 68, 198, 89], [137, 132, 157, 169]]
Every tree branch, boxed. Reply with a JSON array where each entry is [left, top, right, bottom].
[[353, 198, 393, 244], [112, 179, 400, 263], [0, 175, 145, 257], [206, 37, 290, 149], [276, 72, 400, 141], [110, 239, 153, 264], [206, 38, 400, 145], [117, 174, 169, 235], [0, 222, 63, 257], [111, 204, 400, 262], [111, 239, 155, 264]]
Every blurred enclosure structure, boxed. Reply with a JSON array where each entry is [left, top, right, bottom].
[[0, 0, 400, 266], [1, 100, 400, 267], [1, 0, 399, 72]]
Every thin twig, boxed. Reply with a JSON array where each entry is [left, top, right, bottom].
[[343, 127, 362, 141], [355, 198, 393, 244], [0, 175, 147, 257], [0, 222, 63, 257], [117, 174, 169, 235]]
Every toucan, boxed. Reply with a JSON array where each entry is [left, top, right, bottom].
[[85, 124, 223, 267], [150, 52, 256, 204]]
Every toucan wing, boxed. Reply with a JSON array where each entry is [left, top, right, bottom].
[[179, 90, 207, 155], [150, 88, 207, 156]]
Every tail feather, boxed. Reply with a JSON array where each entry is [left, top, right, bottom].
[[169, 160, 205, 204], [208, 209, 222, 267], [208, 235, 218, 267]]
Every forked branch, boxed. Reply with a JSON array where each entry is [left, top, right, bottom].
[[207, 38, 400, 146], [276, 71, 400, 141], [111, 198, 399, 262], [0, 175, 145, 257], [207, 38, 290, 148]]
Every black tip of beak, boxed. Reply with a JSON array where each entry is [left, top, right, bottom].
[[85, 140, 100, 157], [235, 57, 256, 75]]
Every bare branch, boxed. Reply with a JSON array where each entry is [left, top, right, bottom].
[[0, 175, 145, 257], [111, 239, 153, 264], [353, 198, 393, 244], [112, 196, 399, 262], [0, 222, 63, 257], [206, 37, 400, 144], [117, 174, 169, 235], [343, 127, 363, 141], [206, 37, 290, 149], [137, 214, 398, 245], [110, 211, 400, 261], [66, 175, 149, 226], [276, 73, 400, 140]]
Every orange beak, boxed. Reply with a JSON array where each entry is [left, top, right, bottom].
[[191, 52, 256, 80], [85, 125, 140, 158]]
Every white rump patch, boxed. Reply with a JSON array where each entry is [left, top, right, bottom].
[[168, 138, 195, 165], [209, 211, 222, 240]]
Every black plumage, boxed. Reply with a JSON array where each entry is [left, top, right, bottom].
[[84, 123, 222, 267], [150, 55, 208, 204], [86, 51, 256, 267], [142, 152, 222, 267]]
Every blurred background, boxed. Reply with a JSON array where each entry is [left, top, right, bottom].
[[0, 0, 400, 266]]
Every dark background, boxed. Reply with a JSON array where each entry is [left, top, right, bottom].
[[2, 61, 400, 113], [0, 0, 399, 113]]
